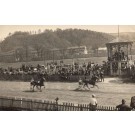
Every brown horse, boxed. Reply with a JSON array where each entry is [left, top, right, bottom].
[[83, 76, 99, 90], [30, 77, 46, 92]]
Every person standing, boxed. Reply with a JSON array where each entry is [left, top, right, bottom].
[[116, 99, 132, 111], [89, 94, 97, 111], [121, 50, 125, 60], [100, 71, 104, 82], [78, 78, 83, 89]]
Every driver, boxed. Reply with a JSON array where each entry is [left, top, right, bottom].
[[78, 78, 83, 89]]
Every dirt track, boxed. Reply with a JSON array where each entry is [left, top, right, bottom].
[[0, 77, 135, 106]]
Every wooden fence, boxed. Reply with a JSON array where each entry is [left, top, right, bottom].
[[0, 96, 118, 111]]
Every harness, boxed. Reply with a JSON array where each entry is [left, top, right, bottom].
[[31, 77, 45, 86]]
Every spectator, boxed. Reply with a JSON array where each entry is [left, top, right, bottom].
[[100, 71, 104, 82], [116, 99, 132, 111], [89, 94, 97, 111], [130, 96, 135, 110], [78, 78, 83, 89], [0, 61, 107, 82], [121, 50, 125, 60]]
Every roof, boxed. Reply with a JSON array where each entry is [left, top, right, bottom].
[[98, 47, 107, 51], [67, 46, 86, 49], [106, 37, 133, 46]]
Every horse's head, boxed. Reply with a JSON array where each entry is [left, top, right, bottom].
[[40, 77, 46, 83], [30, 80, 36, 85], [42, 77, 46, 81]]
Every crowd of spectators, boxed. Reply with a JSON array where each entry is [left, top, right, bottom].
[[108, 50, 128, 61], [1, 58, 135, 81], [0, 61, 106, 80]]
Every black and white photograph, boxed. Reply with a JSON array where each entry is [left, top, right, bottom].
[[1, 0, 135, 135], [0, 25, 135, 111]]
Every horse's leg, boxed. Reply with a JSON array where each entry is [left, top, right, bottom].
[[101, 78, 103, 82], [86, 83, 90, 90], [79, 84, 82, 90], [88, 84, 91, 90], [83, 84, 85, 90], [84, 84, 87, 90], [94, 84, 99, 89], [85, 84, 89, 90], [30, 83, 32, 90], [36, 85, 39, 90], [83, 84, 85, 88], [84, 84, 87, 89], [40, 86, 42, 92], [43, 82, 45, 89], [91, 84, 94, 88], [33, 85, 35, 92]]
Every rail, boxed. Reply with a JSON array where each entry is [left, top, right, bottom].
[[0, 96, 118, 111]]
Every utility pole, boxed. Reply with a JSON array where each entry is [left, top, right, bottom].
[[44, 51, 45, 65], [53, 50, 54, 63], [118, 25, 119, 39]]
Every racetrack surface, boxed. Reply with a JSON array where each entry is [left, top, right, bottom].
[[0, 77, 135, 106]]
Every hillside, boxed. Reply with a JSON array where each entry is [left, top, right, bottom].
[[111, 32, 135, 46], [0, 29, 114, 53]]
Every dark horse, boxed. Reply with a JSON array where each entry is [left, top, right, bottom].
[[30, 77, 46, 92], [83, 76, 99, 90]]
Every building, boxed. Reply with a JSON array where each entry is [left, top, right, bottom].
[[97, 47, 107, 56], [106, 37, 133, 76], [67, 46, 88, 55]]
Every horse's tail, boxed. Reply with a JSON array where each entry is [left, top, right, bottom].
[[30, 80, 36, 86], [30, 81, 34, 89]]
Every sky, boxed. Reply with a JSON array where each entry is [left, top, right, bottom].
[[1, 25, 135, 40]]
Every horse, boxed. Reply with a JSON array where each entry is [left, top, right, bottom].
[[83, 76, 99, 90], [30, 77, 46, 92]]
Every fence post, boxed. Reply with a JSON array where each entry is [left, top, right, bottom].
[[110, 106, 113, 111], [69, 103, 72, 111], [68, 103, 70, 111], [113, 107, 116, 111], [67, 103, 70, 111], [63, 102, 65, 111], [67, 103, 69, 111], [64, 102, 66, 111], [46, 101, 49, 111], [54, 101, 58, 111], [72, 103, 74, 111], [19, 98, 22, 109], [49, 101, 52, 111], [84, 104, 87, 111], [89, 104, 91, 111], [1, 97, 3, 109], [66, 103, 68, 111], [79, 104, 83, 111], [103, 106, 105, 111], [11, 98, 14, 109], [73, 104, 75, 111], [30, 99, 33, 110], [44, 100, 48, 111], [80, 104, 82, 111], [59, 103, 61, 111]]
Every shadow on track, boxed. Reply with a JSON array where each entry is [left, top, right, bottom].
[[23, 90, 39, 93], [108, 77, 135, 84], [73, 89, 91, 92]]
